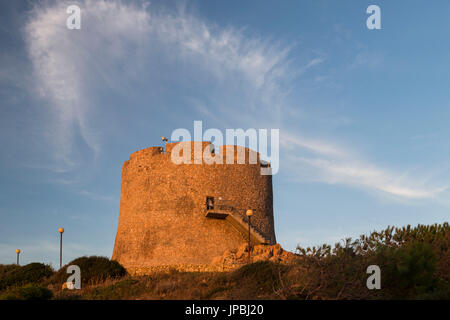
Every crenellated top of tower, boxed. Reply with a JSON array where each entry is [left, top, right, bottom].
[[127, 141, 266, 166]]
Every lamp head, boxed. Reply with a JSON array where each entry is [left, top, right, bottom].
[[58, 227, 64, 234], [16, 249, 20, 254], [246, 209, 253, 217], [162, 136, 168, 142]]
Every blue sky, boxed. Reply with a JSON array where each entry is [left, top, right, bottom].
[[1, 0, 449, 267]]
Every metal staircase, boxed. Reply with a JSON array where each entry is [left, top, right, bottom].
[[205, 199, 270, 245]]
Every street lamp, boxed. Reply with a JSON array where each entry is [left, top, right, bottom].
[[246, 209, 253, 263], [58, 227, 64, 269], [16, 249, 20, 265]]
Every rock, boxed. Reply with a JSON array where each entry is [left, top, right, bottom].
[[253, 255, 266, 262], [236, 244, 248, 259], [211, 243, 296, 269], [223, 249, 233, 257], [273, 243, 283, 256]]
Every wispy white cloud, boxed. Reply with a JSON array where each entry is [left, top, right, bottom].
[[150, 5, 296, 121], [24, 0, 296, 171], [349, 51, 384, 70], [297, 57, 325, 75], [282, 132, 448, 200], [23, 0, 446, 203], [25, 0, 152, 171], [281, 132, 349, 158]]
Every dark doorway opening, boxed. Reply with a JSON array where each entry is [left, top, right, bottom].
[[206, 196, 214, 210]]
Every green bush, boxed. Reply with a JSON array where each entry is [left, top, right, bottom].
[[49, 256, 127, 286], [295, 223, 450, 299], [0, 264, 21, 277], [380, 242, 438, 298], [0, 284, 53, 300], [0, 263, 54, 291]]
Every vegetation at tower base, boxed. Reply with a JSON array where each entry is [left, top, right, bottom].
[[48, 256, 127, 286], [293, 223, 449, 299], [1, 223, 448, 300], [0, 263, 54, 300], [0, 284, 53, 300], [0, 263, 54, 291]]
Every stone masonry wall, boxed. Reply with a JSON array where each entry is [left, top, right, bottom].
[[112, 141, 276, 270]]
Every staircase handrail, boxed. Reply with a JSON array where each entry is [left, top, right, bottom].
[[214, 198, 269, 242]]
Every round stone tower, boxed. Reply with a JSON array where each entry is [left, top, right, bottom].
[[112, 141, 276, 270]]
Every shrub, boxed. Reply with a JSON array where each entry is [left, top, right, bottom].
[[379, 242, 438, 298], [295, 223, 450, 299], [0, 264, 20, 277], [49, 256, 127, 286], [0, 284, 53, 300], [0, 263, 54, 291]]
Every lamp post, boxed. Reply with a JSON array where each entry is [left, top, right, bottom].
[[246, 209, 253, 263], [16, 249, 20, 265], [58, 227, 64, 269]]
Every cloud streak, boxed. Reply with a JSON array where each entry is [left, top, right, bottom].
[[25, 0, 152, 171], [282, 132, 448, 200], [24, 0, 294, 171], [23, 0, 447, 203]]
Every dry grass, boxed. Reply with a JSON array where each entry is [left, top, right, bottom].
[[50, 261, 290, 300], [7, 223, 448, 300]]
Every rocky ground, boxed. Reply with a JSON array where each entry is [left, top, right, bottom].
[[212, 243, 297, 270]]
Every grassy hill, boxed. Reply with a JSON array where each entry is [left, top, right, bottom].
[[1, 222, 448, 300]]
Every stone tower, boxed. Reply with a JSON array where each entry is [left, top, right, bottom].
[[112, 141, 276, 270]]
